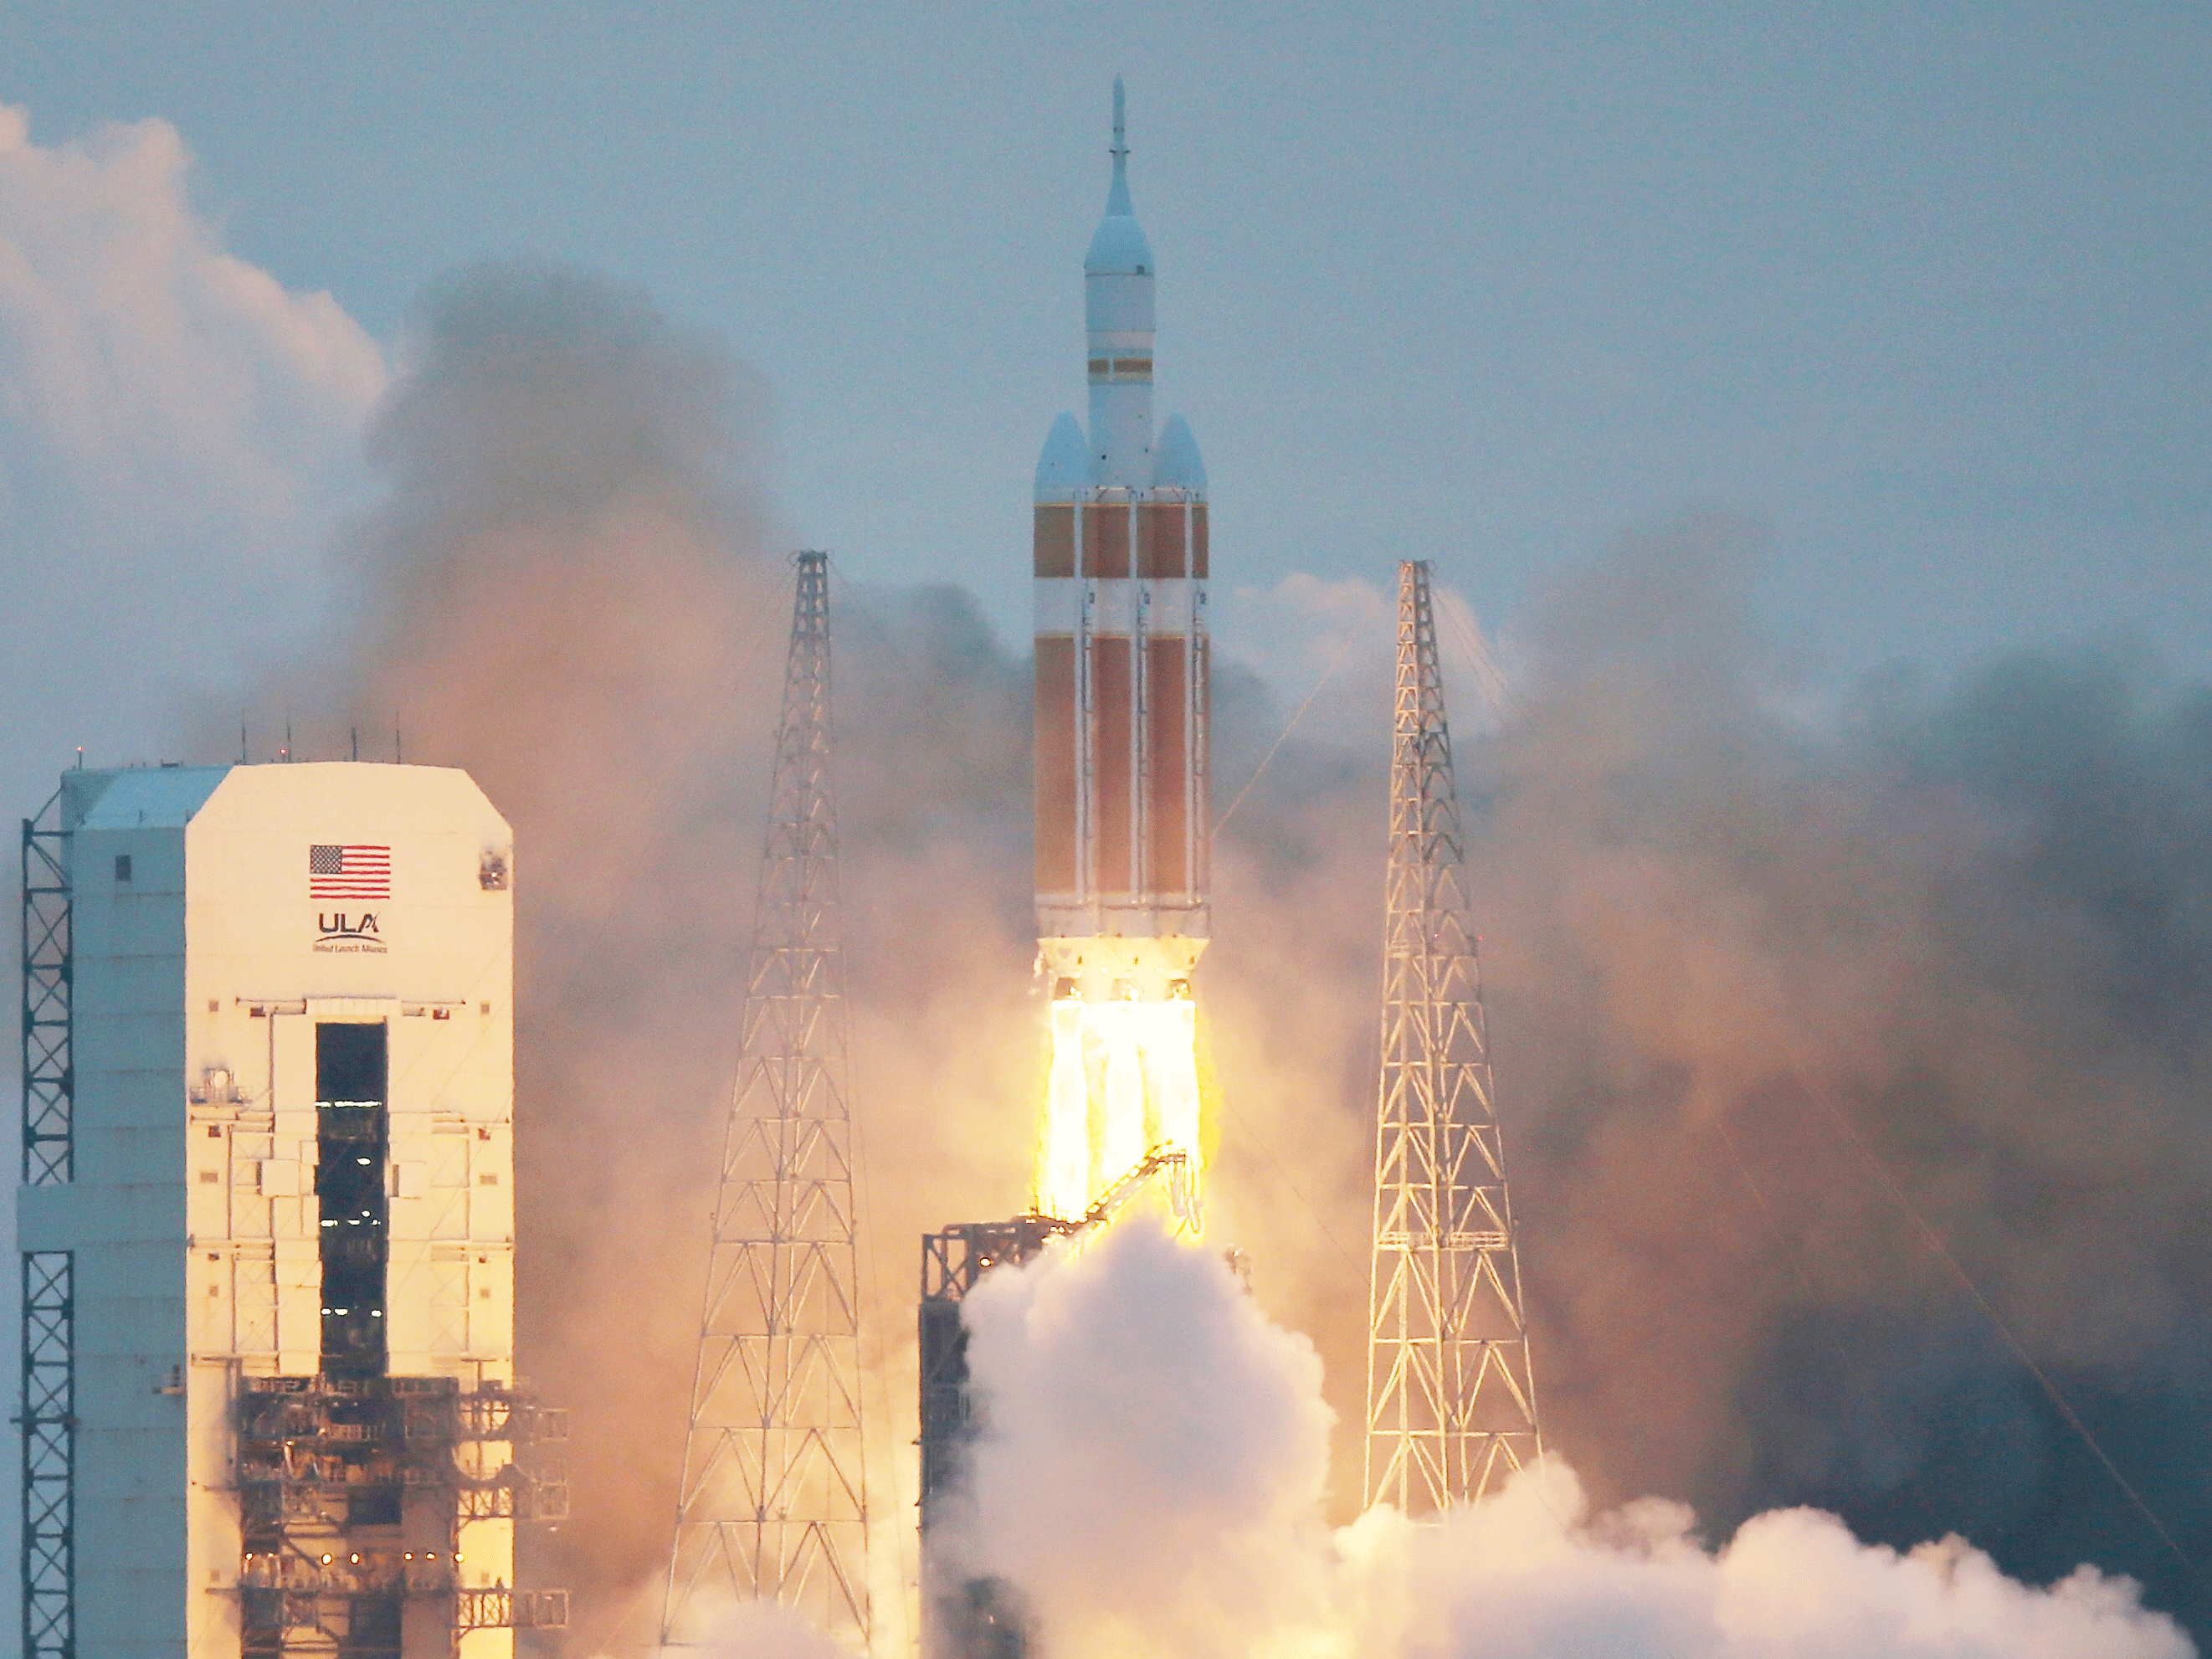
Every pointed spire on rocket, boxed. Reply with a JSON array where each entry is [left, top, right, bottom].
[[1152, 413, 1206, 495], [1106, 74, 1132, 217], [1086, 78, 1153, 280]]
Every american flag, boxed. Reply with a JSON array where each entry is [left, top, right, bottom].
[[309, 845, 391, 900]]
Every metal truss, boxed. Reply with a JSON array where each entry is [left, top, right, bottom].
[[456, 1589, 570, 1631], [1363, 559, 1542, 1515], [662, 552, 872, 1651], [234, 1376, 567, 1654], [22, 789, 71, 1186], [21, 1251, 74, 1659], [21, 784, 74, 1659]]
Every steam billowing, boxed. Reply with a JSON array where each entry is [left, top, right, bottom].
[[217, 262, 2212, 1653], [947, 1219, 2189, 1659]]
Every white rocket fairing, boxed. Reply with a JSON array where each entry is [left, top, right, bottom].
[[1032, 81, 1209, 1225], [1034, 77, 1210, 1004]]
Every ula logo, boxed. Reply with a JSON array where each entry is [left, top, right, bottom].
[[314, 912, 387, 955]]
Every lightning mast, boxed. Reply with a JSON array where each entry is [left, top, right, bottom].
[[662, 551, 872, 1650], [1364, 558, 1541, 1513]]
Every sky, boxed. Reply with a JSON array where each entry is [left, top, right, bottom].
[[2, 2, 2209, 821]]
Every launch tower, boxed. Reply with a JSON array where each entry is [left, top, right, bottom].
[[1031, 77, 1210, 1225], [660, 552, 871, 1651], [1363, 561, 1542, 1512], [17, 762, 565, 1659]]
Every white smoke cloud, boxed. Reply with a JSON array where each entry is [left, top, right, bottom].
[[960, 1215, 1337, 1656], [947, 1216, 2192, 1659], [0, 102, 384, 520], [0, 101, 386, 809]]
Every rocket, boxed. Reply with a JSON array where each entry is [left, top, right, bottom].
[[1031, 80, 1209, 1224], [1033, 76, 1210, 1007]]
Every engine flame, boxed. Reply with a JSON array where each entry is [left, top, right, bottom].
[[1037, 994, 1204, 1227]]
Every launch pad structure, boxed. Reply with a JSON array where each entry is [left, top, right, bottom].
[[916, 1219, 1063, 1659], [917, 1149, 1187, 1659]]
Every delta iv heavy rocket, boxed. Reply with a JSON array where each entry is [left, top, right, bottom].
[[1032, 80, 1209, 1223]]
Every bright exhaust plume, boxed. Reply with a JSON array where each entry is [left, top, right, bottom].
[[1037, 995, 1203, 1225]]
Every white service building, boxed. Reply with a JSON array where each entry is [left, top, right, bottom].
[[17, 762, 563, 1659]]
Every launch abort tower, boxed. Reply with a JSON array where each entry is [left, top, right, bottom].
[[17, 763, 564, 1659]]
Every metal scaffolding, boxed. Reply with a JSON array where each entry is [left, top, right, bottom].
[[21, 790, 72, 1188], [662, 551, 872, 1650], [20, 1252, 73, 1659], [1364, 558, 1541, 1514], [20, 787, 73, 1659], [234, 1376, 568, 1653], [915, 1152, 1188, 1659]]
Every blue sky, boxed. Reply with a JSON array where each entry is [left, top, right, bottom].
[[1, 2, 2207, 813]]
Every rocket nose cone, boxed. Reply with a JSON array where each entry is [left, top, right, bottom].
[[1036, 413, 1094, 499], [1152, 414, 1207, 493]]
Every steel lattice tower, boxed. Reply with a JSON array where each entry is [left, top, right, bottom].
[[1364, 558, 1541, 1514], [661, 551, 872, 1650]]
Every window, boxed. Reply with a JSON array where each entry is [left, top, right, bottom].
[[114, 854, 132, 882]]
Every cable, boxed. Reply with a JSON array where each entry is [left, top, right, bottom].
[[1214, 637, 1355, 836], [1704, 1110, 1968, 1541], [1799, 1087, 2210, 1593], [1213, 1091, 1364, 1280]]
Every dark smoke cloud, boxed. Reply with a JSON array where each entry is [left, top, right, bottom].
[[1482, 524, 2212, 1628], [208, 260, 2212, 1649]]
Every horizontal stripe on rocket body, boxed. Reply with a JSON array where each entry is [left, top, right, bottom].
[[1033, 578, 1206, 637], [1033, 502, 1209, 579]]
